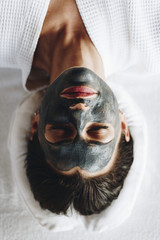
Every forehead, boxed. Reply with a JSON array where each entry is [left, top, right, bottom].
[[39, 123, 121, 173], [44, 131, 122, 175]]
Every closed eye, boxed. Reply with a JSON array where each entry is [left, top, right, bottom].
[[49, 125, 71, 130], [45, 123, 76, 143], [84, 123, 114, 143], [87, 125, 108, 132], [44, 122, 114, 144]]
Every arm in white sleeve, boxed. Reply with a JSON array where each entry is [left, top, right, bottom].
[[0, 0, 50, 89]]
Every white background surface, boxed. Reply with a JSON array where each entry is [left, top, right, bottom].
[[0, 68, 160, 240]]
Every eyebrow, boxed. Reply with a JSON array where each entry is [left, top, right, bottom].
[[45, 139, 73, 146]]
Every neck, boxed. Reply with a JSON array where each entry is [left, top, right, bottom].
[[49, 28, 105, 83], [27, 0, 105, 90]]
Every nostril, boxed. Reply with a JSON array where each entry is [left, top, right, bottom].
[[69, 103, 90, 111]]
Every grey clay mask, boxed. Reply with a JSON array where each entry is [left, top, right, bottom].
[[38, 68, 121, 173]]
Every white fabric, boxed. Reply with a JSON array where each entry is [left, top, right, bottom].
[[8, 83, 147, 232], [1, 0, 160, 91], [0, 0, 159, 237], [1, 68, 160, 239], [76, 0, 160, 78], [0, 0, 50, 90]]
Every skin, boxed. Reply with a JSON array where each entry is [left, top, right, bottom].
[[31, 107, 130, 178], [26, 0, 104, 90], [29, 0, 130, 177], [38, 68, 121, 172]]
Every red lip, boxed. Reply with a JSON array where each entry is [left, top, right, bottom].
[[60, 86, 97, 99]]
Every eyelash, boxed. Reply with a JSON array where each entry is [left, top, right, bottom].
[[50, 126, 70, 131], [87, 126, 108, 131]]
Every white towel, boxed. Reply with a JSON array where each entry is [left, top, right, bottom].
[[8, 82, 147, 232]]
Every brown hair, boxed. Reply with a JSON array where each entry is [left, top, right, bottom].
[[25, 133, 133, 215]]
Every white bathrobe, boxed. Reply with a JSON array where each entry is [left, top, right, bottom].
[[0, 0, 160, 91]]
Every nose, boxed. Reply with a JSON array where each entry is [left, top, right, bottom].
[[69, 103, 90, 111]]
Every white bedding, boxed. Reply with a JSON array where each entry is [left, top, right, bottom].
[[0, 67, 160, 239]]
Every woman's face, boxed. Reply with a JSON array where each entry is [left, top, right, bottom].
[[38, 67, 121, 173]]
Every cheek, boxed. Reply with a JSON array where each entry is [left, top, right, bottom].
[[104, 110, 114, 122], [92, 105, 116, 123], [46, 107, 71, 123]]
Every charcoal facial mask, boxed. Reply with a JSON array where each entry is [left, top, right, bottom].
[[38, 67, 120, 173]]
